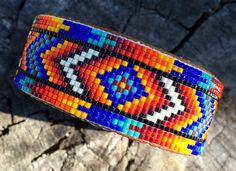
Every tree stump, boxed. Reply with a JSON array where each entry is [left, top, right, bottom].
[[0, 0, 235, 170]]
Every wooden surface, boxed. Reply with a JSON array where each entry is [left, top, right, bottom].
[[0, 0, 236, 171]]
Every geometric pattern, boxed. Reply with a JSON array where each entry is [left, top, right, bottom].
[[14, 15, 223, 156], [60, 48, 100, 94]]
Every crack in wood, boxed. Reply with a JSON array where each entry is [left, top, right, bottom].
[[121, 0, 142, 33], [125, 158, 135, 171], [219, 154, 231, 171], [0, 119, 25, 137], [6, 0, 27, 41], [31, 135, 68, 163], [76, 128, 87, 144], [140, 6, 172, 20], [59, 156, 67, 171], [170, 0, 233, 53], [112, 142, 129, 170]]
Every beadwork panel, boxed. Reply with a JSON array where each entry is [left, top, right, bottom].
[[14, 15, 223, 155]]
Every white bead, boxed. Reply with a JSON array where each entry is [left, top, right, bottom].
[[93, 50, 99, 56], [72, 86, 78, 92], [71, 75, 77, 80], [72, 58, 78, 65], [68, 58, 73, 63], [63, 67, 69, 72], [77, 89, 84, 94], [86, 53, 92, 59], [70, 79, 76, 86], [75, 82, 81, 87], [68, 68, 74, 74], [88, 49, 94, 54], [78, 56, 85, 62], [66, 73, 72, 78], [81, 51, 87, 57], [74, 54, 80, 60], [60, 60, 66, 65]]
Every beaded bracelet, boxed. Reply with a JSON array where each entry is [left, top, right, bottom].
[[14, 15, 223, 156]]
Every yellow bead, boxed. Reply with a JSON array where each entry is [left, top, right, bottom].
[[187, 119, 193, 125], [62, 99, 67, 104], [163, 136, 168, 142], [140, 96, 146, 102], [177, 67, 183, 73], [170, 143, 176, 150], [202, 133, 207, 139], [49, 77, 53, 82], [141, 79, 147, 86], [67, 100, 72, 106], [80, 100, 85, 106], [61, 24, 65, 29], [81, 112, 88, 119], [57, 44, 62, 48], [125, 101, 131, 108], [137, 72, 143, 78], [148, 93, 154, 100], [70, 108, 76, 115], [193, 116, 198, 121], [159, 54, 164, 60], [133, 65, 139, 71], [175, 125, 181, 131], [45, 50, 50, 55], [169, 58, 175, 63], [197, 112, 202, 117], [159, 66, 165, 72], [155, 63, 160, 69], [133, 98, 139, 105], [122, 61, 128, 66], [99, 69, 105, 74], [119, 82, 126, 89], [182, 122, 187, 128], [72, 103, 78, 109], [85, 102, 91, 108], [107, 66, 112, 72], [114, 64, 120, 69], [106, 100, 112, 106], [51, 47, 56, 51], [55, 17, 63, 24], [64, 25, 70, 31], [103, 93, 108, 99], [90, 71, 96, 77], [74, 98, 79, 103], [55, 28, 60, 33], [172, 65, 178, 71], [64, 40, 68, 45], [117, 104, 123, 110], [75, 110, 82, 117], [94, 78, 101, 84], [145, 86, 150, 93], [99, 86, 105, 91]]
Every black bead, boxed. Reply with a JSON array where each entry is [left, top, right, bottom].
[[155, 108, 161, 113], [169, 102, 175, 107], [162, 105, 168, 110], [165, 95, 171, 100]]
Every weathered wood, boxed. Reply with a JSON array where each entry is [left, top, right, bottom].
[[0, 0, 236, 171]]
